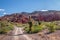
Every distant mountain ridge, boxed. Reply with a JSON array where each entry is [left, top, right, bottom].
[[0, 10, 60, 23]]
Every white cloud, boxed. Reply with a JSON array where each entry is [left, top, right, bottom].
[[40, 10, 48, 11], [0, 9, 5, 11], [3, 12, 7, 15]]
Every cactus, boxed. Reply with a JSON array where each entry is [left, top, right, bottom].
[[28, 16, 32, 33]]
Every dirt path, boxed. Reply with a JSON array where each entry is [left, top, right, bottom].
[[0, 26, 60, 40], [0, 26, 33, 40], [19, 28, 33, 40], [12, 27, 19, 40], [12, 27, 32, 40]]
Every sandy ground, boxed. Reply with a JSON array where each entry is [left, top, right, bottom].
[[0, 26, 33, 40], [0, 26, 60, 40]]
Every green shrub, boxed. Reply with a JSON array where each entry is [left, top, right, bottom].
[[24, 24, 43, 33], [0, 21, 14, 34], [46, 22, 56, 33], [31, 25, 43, 33], [38, 21, 41, 25]]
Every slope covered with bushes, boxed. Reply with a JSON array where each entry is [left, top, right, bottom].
[[0, 21, 14, 34]]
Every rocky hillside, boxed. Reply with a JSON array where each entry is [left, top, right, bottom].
[[0, 10, 60, 23]]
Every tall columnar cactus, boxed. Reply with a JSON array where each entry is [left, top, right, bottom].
[[28, 16, 32, 33]]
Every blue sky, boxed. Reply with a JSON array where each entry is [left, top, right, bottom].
[[0, 0, 60, 16]]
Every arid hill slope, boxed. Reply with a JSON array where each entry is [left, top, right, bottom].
[[0, 10, 60, 23]]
